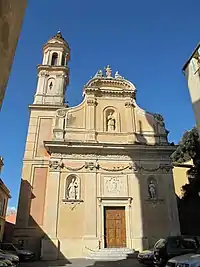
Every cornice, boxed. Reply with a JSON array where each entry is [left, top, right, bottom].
[[29, 104, 67, 110], [37, 64, 69, 73], [44, 140, 176, 155], [84, 87, 136, 99], [85, 78, 134, 89]]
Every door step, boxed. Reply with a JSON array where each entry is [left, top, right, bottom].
[[86, 248, 136, 261]]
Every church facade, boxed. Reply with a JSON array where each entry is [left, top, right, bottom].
[[14, 32, 180, 259]]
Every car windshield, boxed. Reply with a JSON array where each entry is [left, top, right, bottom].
[[181, 237, 198, 249], [154, 239, 167, 249]]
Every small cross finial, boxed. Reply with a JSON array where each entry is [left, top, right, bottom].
[[56, 30, 62, 38], [105, 65, 112, 77]]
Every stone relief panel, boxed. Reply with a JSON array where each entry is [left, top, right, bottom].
[[102, 175, 127, 197]]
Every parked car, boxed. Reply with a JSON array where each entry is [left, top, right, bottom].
[[1, 260, 14, 267], [0, 250, 19, 266], [0, 260, 9, 267], [166, 253, 200, 267], [153, 236, 200, 267], [137, 249, 154, 265], [0, 243, 35, 262]]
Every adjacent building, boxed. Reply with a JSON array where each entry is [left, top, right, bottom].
[[3, 210, 16, 243], [183, 44, 200, 135], [14, 32, 180, 259], [173, 161, 193, 198], [0, 176, 11, 241], [0, 0, 27, 108]]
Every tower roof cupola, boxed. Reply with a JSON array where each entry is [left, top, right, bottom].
[[43, 30, 70, 51]]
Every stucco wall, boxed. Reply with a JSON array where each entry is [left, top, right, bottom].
[[0, 0, 27, 108]]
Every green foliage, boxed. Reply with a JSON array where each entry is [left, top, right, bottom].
[[171, 127, 200, 166]]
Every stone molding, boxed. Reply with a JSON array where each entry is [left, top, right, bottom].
[[145, 198, 165, 208], [84, 76, 135, 91], [84, 87, 136, 99], [128, 163, 173, 173], [97, 196, 133, 207], [62, 199, 83, 211], [49, 158, 172, 174]]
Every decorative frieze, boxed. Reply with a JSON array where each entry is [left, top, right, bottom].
[[51, 152, 170, 161], [159, 163, 173, 172], [85, 161, 99, 170], [49, 155, 172, 174], [51, 153, 131, 160]]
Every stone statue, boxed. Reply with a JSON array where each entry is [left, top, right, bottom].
[[115, 71, 122, 79], [105, 65, 112, 78], [68, 178, 79, 200], [148, 180, 157, 199], [107, 112, 115, 131], [95, 70, 103, 78]]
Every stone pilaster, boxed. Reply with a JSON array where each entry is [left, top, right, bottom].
[[164, 171, 180, 236], [83, 169, 98, 253], [125, 101, 136, 143], [85, 98, 97, 141], [41, 160, 63, 260]]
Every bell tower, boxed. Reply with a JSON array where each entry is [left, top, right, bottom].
[[33, 31, 70, 106]]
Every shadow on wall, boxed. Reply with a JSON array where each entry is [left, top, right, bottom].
[[178, 178, 200, 236], [13, 179, 71, 264], [3, 221, 15, 243], [176, 96, 200, 236], [133, 113, 179, 249]]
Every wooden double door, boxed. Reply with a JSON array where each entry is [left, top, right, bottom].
[[104, 207, 126, 248]]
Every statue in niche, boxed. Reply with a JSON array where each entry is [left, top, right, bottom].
[[107, 112, 116, 132], [148, 180, 157, 200], [67, 177, 79, 200]]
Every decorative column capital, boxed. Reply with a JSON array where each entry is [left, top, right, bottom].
[[125, 101, 135, 108], [85, 161, 99, 171], [87, 99, 97, 106], [49, 159, 64, 172]]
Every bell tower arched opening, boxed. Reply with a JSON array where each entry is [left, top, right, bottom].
[[51, 53, 58, 66]]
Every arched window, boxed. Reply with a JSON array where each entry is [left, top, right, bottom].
[[51, 53, 58, 66]]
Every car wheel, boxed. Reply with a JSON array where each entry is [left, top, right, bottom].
[[155, 257, 166, 267]]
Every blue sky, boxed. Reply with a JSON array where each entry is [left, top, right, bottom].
[[0, 0, 199, 208]]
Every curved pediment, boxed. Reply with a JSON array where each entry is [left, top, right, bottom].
[[83, 66, 136, 98]]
